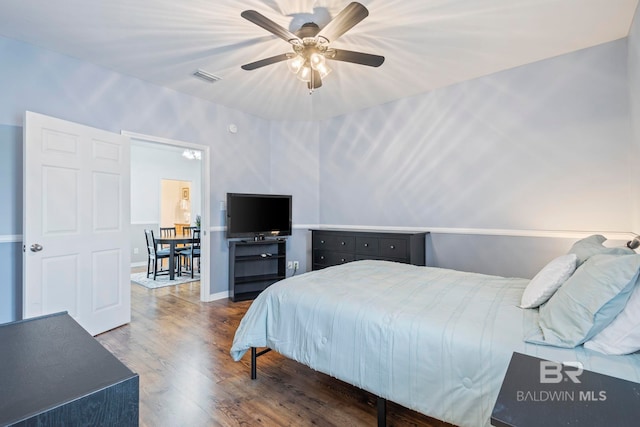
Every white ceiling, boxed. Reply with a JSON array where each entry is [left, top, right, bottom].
[[0, 0, 637, 121]]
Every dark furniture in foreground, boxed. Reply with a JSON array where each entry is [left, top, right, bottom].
[[491, 352, 640, 427], [310, 229, 428, 270], [229, 239, 286, 302], [0, 312, 139, 426]]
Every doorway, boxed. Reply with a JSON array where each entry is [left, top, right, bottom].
[[124, 131, 211, 302]]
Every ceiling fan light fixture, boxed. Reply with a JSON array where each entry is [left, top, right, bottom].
[[297, 64, 312, 82], [316, 63, 331, 79], [309, 52, 325, 70], [287, 55, 305, 74]]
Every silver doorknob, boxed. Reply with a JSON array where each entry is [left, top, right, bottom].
[[30, 244, 43, 252]]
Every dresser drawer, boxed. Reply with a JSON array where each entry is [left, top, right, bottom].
[[313, 233, 356, 252], [314, 250, 355, 267], [355, 236, 379, 256], [379, 238, 408, 260]]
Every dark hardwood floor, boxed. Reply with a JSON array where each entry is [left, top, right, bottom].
[[96, 273, 454, 427]]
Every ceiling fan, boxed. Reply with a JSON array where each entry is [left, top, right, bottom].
[[240, 2, 385, 92]]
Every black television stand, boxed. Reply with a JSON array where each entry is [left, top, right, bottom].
[[229, 239, 286, 301]]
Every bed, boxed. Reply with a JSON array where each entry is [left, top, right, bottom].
[[231, 237, 640, 427]]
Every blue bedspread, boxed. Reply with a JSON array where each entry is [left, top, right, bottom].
[[231, 260, 640, 426]]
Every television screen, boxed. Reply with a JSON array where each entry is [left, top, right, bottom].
[[226, 193, 292, 239]]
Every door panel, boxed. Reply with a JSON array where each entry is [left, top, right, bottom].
[[41, 254, 79, 317], [93, 172, 121, 231], [24, 111, 131, 336], [92, 249, 121, 310], [43, 166, 79, 234]]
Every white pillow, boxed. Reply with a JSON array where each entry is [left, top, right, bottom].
[[584, 281, 640, 355], [520, 253, 577, 308]]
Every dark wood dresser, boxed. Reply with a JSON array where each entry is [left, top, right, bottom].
[[310, 229, 428, 270], [0, 312, 139, 426]]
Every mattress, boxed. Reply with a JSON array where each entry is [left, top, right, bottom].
[[230, 260, 640, 426]]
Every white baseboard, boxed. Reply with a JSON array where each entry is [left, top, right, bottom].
[[205, 290, 229, 302]]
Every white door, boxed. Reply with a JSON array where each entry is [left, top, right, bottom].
[[23, 111, 131, 335]]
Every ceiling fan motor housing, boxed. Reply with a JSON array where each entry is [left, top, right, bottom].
[[297, 22, 320, 38]]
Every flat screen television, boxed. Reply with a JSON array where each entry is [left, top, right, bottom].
[[226, 193, 292, 240]]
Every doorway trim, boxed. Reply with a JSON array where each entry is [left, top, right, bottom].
[[122, 131, 212, 302]]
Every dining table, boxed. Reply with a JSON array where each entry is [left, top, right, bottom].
[[154, 233, 200, 280]]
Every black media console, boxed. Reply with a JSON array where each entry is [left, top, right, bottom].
[[229, 239, 287, 302]]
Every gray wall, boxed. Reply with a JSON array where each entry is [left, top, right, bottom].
[[318, 40, 632, 232], [0, 125, 22, 323], [131, 222, 158, 265], [630, 5, 640, 232], [270, 120, 321, 273]]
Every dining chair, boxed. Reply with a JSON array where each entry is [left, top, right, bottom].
[[178, 229, 201, 278], [144, 229, 171, 280], [178, 226, 199, 272], [159, 227, 176, 250], [182, 226, 199, 236]]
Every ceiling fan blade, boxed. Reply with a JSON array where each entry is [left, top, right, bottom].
[[241, 53, 291, 70], [241, 10, 301, 45], [328, 49, 385, 67], [307, 70, 323, 90], [317, 2, 369, 43]]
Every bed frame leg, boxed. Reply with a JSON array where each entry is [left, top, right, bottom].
[[251, 347, 257, 380], [377, 396, 386, 427], [250, 347, 272, 380]]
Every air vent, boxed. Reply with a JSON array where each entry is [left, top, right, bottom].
[[193, 69, 222, 83]]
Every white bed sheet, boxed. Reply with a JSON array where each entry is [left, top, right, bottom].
[[231, 260, 640, 426]]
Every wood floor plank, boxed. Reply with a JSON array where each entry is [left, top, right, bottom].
[[95, 276, 454, 427]]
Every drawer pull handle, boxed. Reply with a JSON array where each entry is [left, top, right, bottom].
[[341, 241, 345, 245], [321, 240, 325, 244], [341, 258, 345, 262], [320, 256, 325, 260], [364, 243, 369, 247], [390, 245, 395, 249]]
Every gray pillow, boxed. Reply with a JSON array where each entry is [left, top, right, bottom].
[[567, 234, 634, 267], [528, 253, 640, 348]]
